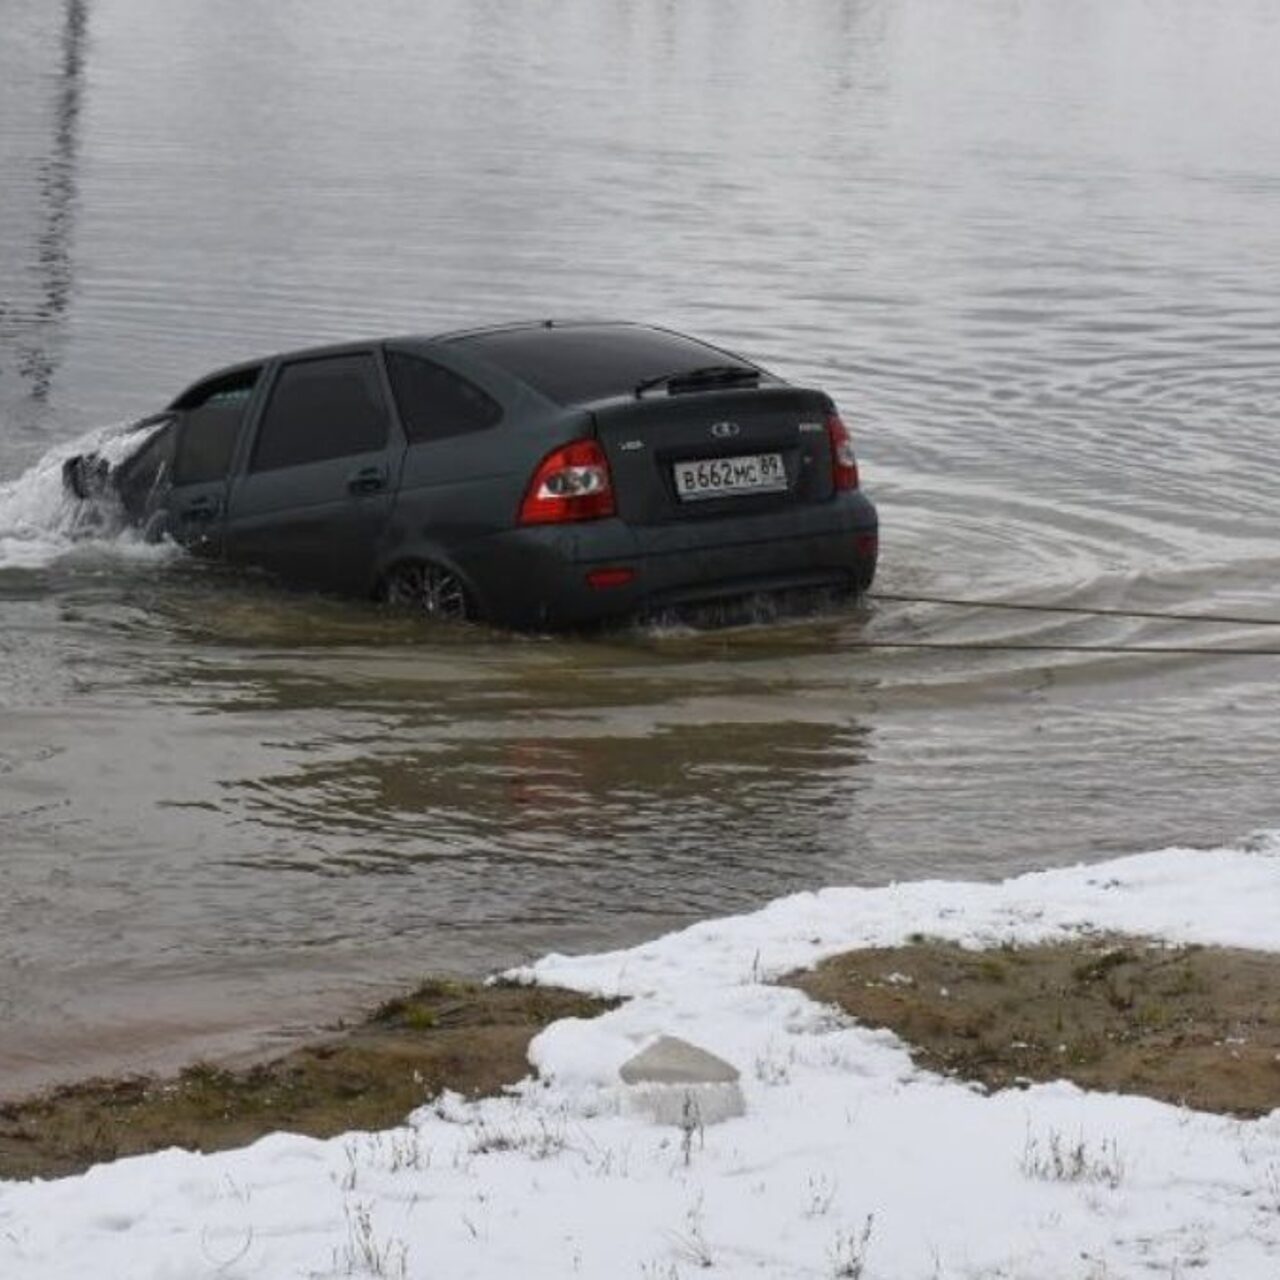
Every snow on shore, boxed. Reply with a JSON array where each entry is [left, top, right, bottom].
[[3, 839, 1279, 1279]]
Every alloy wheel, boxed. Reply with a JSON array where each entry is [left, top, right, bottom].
[[383, 562, 470, 620]]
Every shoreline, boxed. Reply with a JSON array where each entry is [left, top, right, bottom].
[[5, 930, 1277, 1183], [4, 844, 1280, 1277], [0, 978, 614, 1182]]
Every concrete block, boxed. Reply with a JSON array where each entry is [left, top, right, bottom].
[[618, 1036, 744, 1126]]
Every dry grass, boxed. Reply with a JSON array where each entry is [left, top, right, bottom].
[[787, 935, 1280, 1116], [0, 978, 614, 1180]]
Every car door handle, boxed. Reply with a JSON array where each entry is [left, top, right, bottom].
[[347, 466, 387, 495], [183, 496, 221, 522]]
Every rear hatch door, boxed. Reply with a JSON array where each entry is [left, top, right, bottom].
[[593, 386, 835, 525]]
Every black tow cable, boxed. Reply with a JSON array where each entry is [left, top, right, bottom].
[[847, 591, 1280, 656], [869, 591, 1280, 629], [844, 639, 1280, 656]]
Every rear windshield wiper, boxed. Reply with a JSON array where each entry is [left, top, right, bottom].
[[634, 364, 762, 397]]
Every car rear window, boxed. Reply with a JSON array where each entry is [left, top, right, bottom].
[[449, 325, 754, 406]]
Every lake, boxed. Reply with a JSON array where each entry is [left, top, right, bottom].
[[2, 0, 1279, 1095]]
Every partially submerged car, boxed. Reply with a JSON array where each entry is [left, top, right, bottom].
[[63, 321, 878, 629]]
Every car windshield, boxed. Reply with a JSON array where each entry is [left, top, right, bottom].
[[448, 324, 758, 405]]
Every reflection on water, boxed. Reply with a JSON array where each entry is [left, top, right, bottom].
[[26, 0, 87, 399], [0, 0, 86, 418], [2, 0, 1280, 1093], [226, 717, 870, 903]]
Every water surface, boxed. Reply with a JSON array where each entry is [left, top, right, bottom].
[[3, 0, 1280, 1094]]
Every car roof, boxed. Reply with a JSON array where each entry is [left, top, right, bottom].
[[168, 320, 706, 408], [180, 320, 646, 380]]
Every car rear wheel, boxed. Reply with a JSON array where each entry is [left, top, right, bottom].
[[381, 561, 472, 621]]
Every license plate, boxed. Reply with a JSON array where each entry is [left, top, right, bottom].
[[673, 452, 787, 501]]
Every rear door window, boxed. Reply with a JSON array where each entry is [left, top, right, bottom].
[[173, 369, 260, 486], [251, 353, 390, 473], [385, 351, 502, 442]]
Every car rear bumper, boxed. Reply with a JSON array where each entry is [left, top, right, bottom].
[[452, 492, 878, 629]]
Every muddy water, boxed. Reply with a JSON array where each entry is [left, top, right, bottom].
[[2, 0, 1280, 1095]]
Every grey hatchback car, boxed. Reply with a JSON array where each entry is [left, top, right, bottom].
[[64, 321, 878, 629]]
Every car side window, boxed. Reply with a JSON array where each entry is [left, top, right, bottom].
[[173, 369, 261, 486], [117, 419, 176, 506], [385, 351, 503, 443], [251, 354, 390, 473]]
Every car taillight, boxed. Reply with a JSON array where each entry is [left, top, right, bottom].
[[518, 438, 616, 525], [826, 412, 859, 492]]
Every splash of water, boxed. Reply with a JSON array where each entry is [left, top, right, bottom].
[[0, 422, 175, 571]]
